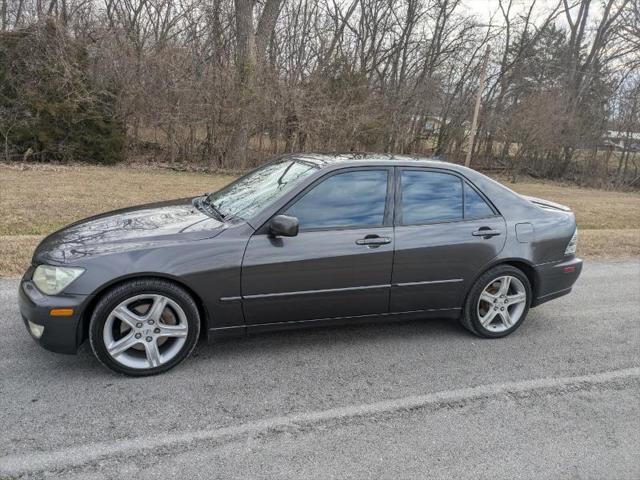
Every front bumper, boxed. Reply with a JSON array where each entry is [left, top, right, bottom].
[[19, 280, 91, 354], [531, 256, 583, 307]]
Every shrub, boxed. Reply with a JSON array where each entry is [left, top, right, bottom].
[[0, 20, 124, 164]]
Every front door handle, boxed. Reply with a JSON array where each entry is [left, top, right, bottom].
[[356, 235, 391, 246], [472, 228, 501, 238]]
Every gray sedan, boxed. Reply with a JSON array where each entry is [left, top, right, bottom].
[[18, 154, 582, 375]]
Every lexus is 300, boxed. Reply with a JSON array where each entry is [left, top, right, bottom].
[[19, 154, 582, 375]]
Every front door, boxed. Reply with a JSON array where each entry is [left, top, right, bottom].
[[242, 168, 394, 325], [390, 168, 506, 313]]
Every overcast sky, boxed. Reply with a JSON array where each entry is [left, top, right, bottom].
[[460, 0, 603, 27], [462, 0, 556, 22]]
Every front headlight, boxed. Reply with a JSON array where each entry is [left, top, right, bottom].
[[564, 229, 578, 256], [32, 265, 85, 295]]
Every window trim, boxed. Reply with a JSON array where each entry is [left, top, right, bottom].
[[395, 167, 499, 227], [463, 179, 499, 220], [261, 166, 395, 233]]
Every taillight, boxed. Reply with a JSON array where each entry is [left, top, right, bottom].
[[564, 229, 578, 256]]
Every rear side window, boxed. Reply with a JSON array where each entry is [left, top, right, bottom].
[[464, 182, 494, 219], [285, 170, 389, 230], [400, 171, 463, 224]]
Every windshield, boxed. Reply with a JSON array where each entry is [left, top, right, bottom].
[[206, 159, 319, 219]]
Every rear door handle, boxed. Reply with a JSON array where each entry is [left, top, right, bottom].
[[356, 235, 391, 246], [472, 228, 501, 238]]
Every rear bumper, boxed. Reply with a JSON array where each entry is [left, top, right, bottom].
[[531, 257, 583, 307], [18, 280, 91, 354]]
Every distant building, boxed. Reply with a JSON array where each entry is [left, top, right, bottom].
[[602, 130, 640, 152], [409, 115, 444, 138], [422, 116, 443, 135]]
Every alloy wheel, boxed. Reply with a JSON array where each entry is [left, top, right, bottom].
[[103, 294, 189, 369], [476, 275, 527, 333]]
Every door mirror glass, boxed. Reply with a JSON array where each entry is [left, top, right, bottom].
[[270, 215, 299, 237]]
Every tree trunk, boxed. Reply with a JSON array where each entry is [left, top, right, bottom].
[[1, 0, 7, 31], [226, 0, 256, 169], [226, 0, 281, 170], [3, 133, 9, 161]]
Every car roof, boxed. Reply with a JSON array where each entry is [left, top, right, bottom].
[[247, 152, 543, 228], [284, 152, 458, 170], [279, 152, 538, 216]]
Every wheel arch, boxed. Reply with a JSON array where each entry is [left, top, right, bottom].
[[79, 273, 209, 343], [501, 259, 538, 297], [465, 258, 539, 304]]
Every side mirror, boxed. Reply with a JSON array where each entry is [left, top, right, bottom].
[[269, 215, 299, 237]]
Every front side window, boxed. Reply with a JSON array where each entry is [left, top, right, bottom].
[[285, 170, 389, 230], [207, 159, 318, 219], [400, 171, 463, 224]]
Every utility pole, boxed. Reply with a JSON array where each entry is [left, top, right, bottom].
[[465, 46, 490, 168]]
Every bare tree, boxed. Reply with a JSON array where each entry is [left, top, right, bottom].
[[1, 0, 638, 186], [227, 0, 281, 168]]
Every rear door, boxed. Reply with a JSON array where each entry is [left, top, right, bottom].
[[390, 168, 506, 313], [242, 167, 395, 325]]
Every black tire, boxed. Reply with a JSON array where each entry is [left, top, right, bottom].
[[89, 278, 200, 376], [460, 265, 532, 338]]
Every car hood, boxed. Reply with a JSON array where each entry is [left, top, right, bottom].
[[34, 198, 225, 264]]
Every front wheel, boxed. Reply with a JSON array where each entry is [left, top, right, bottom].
[[89, 279, 200, 376], [461, 265, 531, 338]]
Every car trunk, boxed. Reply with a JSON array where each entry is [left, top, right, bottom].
[[520, 195, 572, 212]]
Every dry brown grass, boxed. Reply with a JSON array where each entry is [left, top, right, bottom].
[[578, 229, 640, 259], [0, 163, 234, 236], [502, 180, 640, 230], [1, 164, 638, 276], [0, 235, 42, 278]]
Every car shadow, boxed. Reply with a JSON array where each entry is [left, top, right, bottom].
[[64, 315, 465, 373], [39, 309, 550, 380], [193, 316, 467, 359]]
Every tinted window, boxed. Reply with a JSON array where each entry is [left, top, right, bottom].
[[400, 171, 462, 224], [286, 170, 388, 229], [464, 182, 494, 218]]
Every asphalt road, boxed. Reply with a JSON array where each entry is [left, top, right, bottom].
[[0, 260, 639, 479]]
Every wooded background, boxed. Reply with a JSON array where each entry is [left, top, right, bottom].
[[1, 0, 639, 187]]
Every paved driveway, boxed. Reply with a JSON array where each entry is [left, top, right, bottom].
[[1, 260, 638, 479]]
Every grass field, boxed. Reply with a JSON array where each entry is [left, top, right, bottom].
[[1, 163, 638, 276]]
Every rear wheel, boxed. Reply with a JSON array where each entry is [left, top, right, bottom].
[[461, 265, 531, 338], [89, 279, 200, 376]]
